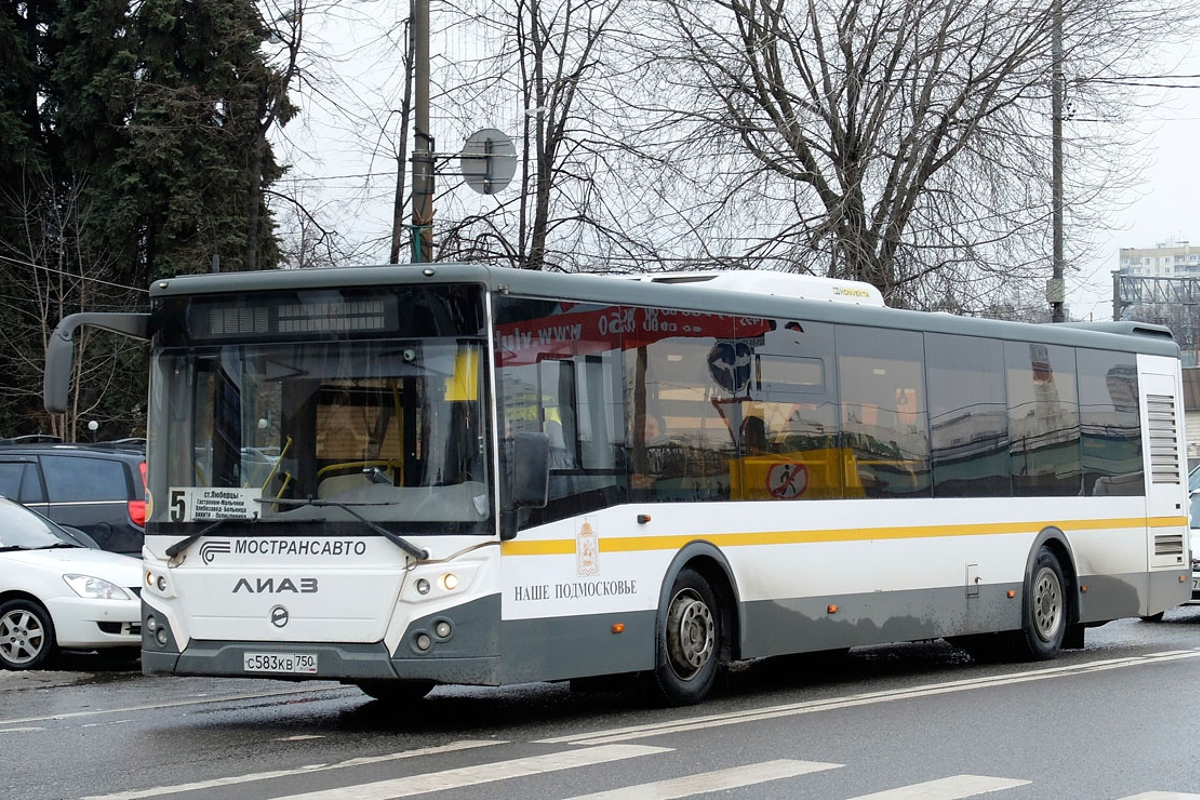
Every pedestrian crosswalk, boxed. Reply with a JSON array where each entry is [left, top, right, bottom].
[[82, 738, 1200, 800]]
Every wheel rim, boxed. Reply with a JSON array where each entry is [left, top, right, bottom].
[[0, 609, 46, 666], [1031, 566, 1063, 643], [665, 588, 714, 680]]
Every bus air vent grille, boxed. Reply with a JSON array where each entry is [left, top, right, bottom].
[[1154, 532, 1185, 557], [1145, 394, 1181, 484]]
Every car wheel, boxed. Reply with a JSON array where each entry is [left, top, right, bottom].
[[0, 599, 57, 670]]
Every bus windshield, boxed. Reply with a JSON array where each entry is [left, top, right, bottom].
[[148, 338, 490, 532]]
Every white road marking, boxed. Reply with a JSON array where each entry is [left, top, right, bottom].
[[537, 649, 1200, 746], [560, 758, 844, 799], [845, 774, 1031, 799], [79, 739, 504, 800], [264, 744, 671, 800], [1119, 794, 1200, 799]]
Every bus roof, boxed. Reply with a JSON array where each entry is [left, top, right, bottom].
[[149, 264, 1179, 358]]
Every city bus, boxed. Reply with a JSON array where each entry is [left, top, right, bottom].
[[43, 264, 1191, 705]]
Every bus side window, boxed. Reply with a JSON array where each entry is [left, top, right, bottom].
[[836, 326, 931, 498]]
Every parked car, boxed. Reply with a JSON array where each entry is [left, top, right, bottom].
[[0, 443, 146, 555], [0, 496, 141, 669]]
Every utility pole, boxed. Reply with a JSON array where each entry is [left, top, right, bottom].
[[411, 0, 434, 262], [1048, 0, 1066, 322]]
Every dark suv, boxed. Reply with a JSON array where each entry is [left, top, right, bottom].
[[0, 441, 147, 555]]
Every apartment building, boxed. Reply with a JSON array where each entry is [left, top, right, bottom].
[[1118, 241, 1200, 278]]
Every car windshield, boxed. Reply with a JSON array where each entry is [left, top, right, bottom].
[[0, 499, 78, 549]]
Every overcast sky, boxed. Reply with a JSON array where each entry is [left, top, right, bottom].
[[1070, 42, 1200, 320], [277, 11, 1198, 322]]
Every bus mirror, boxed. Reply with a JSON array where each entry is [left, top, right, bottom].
[[511, 432, 550, 509], [44, 312, 150, 414], [44, 325, 76, 414]]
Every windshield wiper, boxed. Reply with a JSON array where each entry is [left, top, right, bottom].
[[165, 515, 251, 559], [255, 497, 428, 561]]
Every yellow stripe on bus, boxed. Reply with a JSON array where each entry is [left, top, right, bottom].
[[499, 515, 1188, 557]]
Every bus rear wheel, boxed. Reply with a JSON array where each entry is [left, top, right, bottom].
[[648, 568, 721, 706], [1014, 547, 1067, 660]]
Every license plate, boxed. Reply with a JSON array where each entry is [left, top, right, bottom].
[[243, 652, 318, 674], [1193, 578, 1200, 592]]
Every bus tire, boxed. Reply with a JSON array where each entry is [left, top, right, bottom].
[[1014, 547, 1067, 660], [648, 567, 721, 706], [354, 679, 434, 702]]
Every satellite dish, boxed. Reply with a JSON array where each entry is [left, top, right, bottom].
[[459, 128, 516, 195]]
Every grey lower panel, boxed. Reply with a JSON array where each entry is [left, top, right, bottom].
[[739, 572, 1167, 658], [152, 640, 399, 679], [1148, 569, 1191, 618], [1075, 572, 1146, 623], [497, 611, 657, 684], [740, 584, 1024, 657]]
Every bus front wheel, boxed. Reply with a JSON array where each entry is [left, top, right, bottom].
[[648, 568, 721, 706], [1014, 547, 1067, 660]]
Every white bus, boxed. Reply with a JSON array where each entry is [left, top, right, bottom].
[[44, 265, 1191, 705]]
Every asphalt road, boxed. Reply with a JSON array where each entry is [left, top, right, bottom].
[[5, 609, 1200, 800]]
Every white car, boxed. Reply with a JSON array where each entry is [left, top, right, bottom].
[[0, 496, 141, 670]]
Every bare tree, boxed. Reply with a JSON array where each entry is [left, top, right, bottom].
[[0, 171, 147, 439], [621, 0, 1189, 305], [428, 0, 657, 271], [246, 0, 306, 270]]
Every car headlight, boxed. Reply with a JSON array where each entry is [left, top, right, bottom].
[[63, 574, 132, 601]]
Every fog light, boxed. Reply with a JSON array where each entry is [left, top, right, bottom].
[[156, 575, 167, 592], [434, 621, 452, 638], [416, 578, 431, 595], [155, 628, 168, 645], [415, 633, 432, 651], [439, 573, 458, 591], [146, 616, 157, 632]]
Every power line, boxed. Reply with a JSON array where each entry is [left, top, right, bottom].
[[0, 253, 149, 295]]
